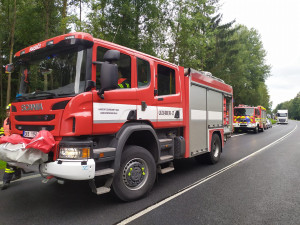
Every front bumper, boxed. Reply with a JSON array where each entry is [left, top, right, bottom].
[[9, 159, 96, 180], [41, 159, 96, 180], [233, 123, 257, 128]]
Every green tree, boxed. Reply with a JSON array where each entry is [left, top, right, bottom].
[[206, 24, 270, 108], [168, 0, 218, 69], [86, 0, 166, 56]]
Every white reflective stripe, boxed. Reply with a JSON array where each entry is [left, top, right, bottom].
[[157, 107, 183, 121], [137, 105, 157, 121], [191, 109, 206, 120], [93, 103, 136, 123], [93, 103, 183, 123], [208, 111, 222, 120], [75, 50, 83, 94]]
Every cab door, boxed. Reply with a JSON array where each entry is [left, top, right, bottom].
[[153, 62, 183, 129], [92, 44, 138, 135], [135, 57, 158, 125]]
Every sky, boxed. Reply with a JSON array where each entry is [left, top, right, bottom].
[[219, 0, 300, 109]]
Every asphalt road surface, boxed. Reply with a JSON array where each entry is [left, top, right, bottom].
[[0, 121, 299, 225]]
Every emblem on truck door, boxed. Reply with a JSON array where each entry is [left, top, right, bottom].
[[21, 103, 43, 111]]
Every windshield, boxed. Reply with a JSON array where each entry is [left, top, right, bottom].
[[234, 108, 254, 116], [277, 113, 287, 117], [17, 47, 87, 100]]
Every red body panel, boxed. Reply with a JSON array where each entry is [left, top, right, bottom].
[[191, 72, 232, 94], [15, 32, 93, 57]]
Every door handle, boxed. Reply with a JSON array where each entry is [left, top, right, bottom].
[[141, 101, 147, 111]]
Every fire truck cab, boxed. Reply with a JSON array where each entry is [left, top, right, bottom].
[[2, 32, 233, 201]]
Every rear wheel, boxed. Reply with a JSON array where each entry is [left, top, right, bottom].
[[113, 145, 156, 201], [205, 134, 221, 164]]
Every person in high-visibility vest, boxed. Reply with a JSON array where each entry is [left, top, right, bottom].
[[0, 127, 4, 136], [118, 70, 130, 88], [1, 104, 22, 190], [3, 104, 11, 136]]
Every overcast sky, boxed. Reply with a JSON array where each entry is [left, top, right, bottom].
[[219, 0, 300, 109]]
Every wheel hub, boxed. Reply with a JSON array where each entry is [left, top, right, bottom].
[[213, 141, 220, 158], [123, 158, 148, 190]]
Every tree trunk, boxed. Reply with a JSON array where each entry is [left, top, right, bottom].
[[61, 0, 67, 34], [171, 1, 183, 64], [44, 0, 50, 39], [79, 0, 81, 30], [6, 0, 17, 106]]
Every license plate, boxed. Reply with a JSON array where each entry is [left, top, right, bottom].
[[23, 131, 38, 138]]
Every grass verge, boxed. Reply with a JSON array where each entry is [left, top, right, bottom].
[[0, 160, 6, 170]]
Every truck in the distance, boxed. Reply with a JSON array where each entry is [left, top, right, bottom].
[[233, 104, 267, 133], [277, 110, 288, 124]]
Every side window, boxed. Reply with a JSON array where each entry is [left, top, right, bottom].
[[157, 64, 175, 96], [137, 58, 150, 88], [96, 46, 132, 89]]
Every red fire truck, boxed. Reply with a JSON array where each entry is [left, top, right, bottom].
[[3, 32, 233, 201], [233, 105, 266, 133]]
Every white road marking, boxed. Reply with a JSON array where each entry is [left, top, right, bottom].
[[231, 133, 247, 137], [117, 124, 297, 225]]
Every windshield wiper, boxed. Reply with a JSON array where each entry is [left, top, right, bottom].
[[30, 91, 57, 98], [15, 95, 29, 101], [57, 92, 75, 96]]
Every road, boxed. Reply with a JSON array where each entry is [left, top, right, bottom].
[[0, 121, 299, 225]]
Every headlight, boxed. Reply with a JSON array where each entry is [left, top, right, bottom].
[[59, 147, 90, 159]]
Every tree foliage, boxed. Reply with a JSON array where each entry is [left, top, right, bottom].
[[0, 0, 272, 123], [274, 92, 300, 120]]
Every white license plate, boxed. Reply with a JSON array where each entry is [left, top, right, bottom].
[[23, 131, 38, 138]]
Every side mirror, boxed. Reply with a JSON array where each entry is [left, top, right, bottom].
[[93, 49, 120, 99], [104, 50, 120, 62], [5, 63, 14, 73], [98, 62, 118, 98]]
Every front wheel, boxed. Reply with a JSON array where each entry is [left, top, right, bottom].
[[113, 145, 156, 201], [254, 126, 259, 133]]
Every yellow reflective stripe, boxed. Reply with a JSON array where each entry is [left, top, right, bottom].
[[126, 83, 130, 88], [118, 84, 124, 88], [5, 168, 15, 173]]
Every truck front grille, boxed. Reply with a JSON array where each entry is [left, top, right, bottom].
[[15, 115, 55, 122], [15, 125, 55, 131]]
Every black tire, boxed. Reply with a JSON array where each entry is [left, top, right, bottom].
[[113, 145, 156, 201], [206, 134, 221, 164], [254, 126, 258, 133]]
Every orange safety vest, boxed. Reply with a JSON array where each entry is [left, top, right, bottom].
[[3, 117, 10, 136]]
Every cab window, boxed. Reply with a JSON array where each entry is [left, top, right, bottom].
[[157, 64, 175, 96], [255, 109, 260, 115], [96, 46, 132, 89], [137, 58, 150, 88]]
